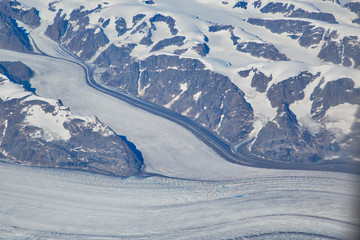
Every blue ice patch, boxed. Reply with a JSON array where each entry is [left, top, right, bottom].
[[233, 195, 244, 198]]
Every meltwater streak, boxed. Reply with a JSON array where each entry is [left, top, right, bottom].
[[0, 162, 359, 240]]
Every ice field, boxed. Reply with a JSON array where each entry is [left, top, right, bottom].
[[1, 162, 359, 240]]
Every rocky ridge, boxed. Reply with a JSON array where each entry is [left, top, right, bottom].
[[0, 61, 143, 176]]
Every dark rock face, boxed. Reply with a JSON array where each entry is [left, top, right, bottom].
[[248, 18, 360, 68], [137, 24, 153, 46], [289, 9, 336, 23], [173, 49, 187, 55], [0, 61, 35, 92], [45, 9, 69, 42], [233, 1, 248, 9], [0, 0, 34, 53], [115, 17, 127, 36], [251, 104, 322, 163], [352, 18, 360, 25], [318, 36, 360, 68], [4, 0, 41, 28], [131, 14, 180, 47], [46, 6, 109, 60], [342, 36, 360, 68], [345, 1, 360, 24], [192, 43, 210, 57], [209, 24, 288, 61], [318, 41, 342, 64], [209, 24, 233, 32], [151, 36, 186, 52], [345, 2, 360, 15], [96, 45, 254, 143], [48, 1, 58, 12], [267, 71, 320, 108], [0, 95, 143, 176], [236, 42, 289, 61], [253, 0, 262, 8], [9, 4, 41, 28], [65, 27, 108, 60], [242, 68, 273, 93], [101, 18, 110, 28], [310, 78, 360, 119], [260, 2, 336, 23], [299, 27, 325, 47], [94, 43, 136, 67], [150, 14, 178, 35], [238, 69, 251, 78], [248, 17, 327, 48], [133, 14, 146, 26], [129, 20, 153, 46], [248, 18, 311, 35], [260, 2, 295, 14]]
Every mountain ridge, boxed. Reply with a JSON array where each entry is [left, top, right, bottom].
[[1, 0, 359, 170]]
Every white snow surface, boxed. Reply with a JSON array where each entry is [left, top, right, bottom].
[[0, 75, 73, 142], [24, 104, 72, 142], [324, 103, 359, 139], [0, 74, 31, 100]]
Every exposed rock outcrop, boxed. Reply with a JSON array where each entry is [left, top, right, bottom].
[[0, 61, 35, 92], [46, 6, 109, 60], [0, 0, 35, 53], [311, 78, 360, 119], [251, 104, 322, 163], [248, 18, 360, 69], [96, 44, 254, 143]]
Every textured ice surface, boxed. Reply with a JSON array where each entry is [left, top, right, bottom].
[[0, 163, 359, 240]]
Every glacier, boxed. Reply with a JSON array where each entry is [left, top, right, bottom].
[[0, 0, 359, 239]]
